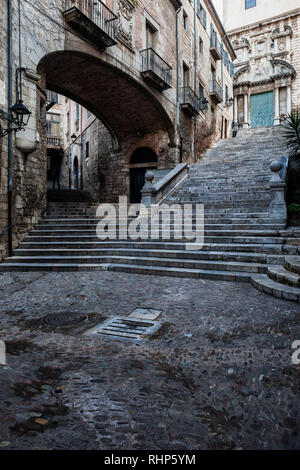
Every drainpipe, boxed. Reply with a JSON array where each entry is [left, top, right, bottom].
[[220, 48, 224, 139], [80, 105, 83, 190], [7, 0, 13, 256], [176, 5, 183, 163], [193, 0, 197, 161]]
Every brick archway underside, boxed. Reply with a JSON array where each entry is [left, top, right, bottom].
[[38, 51, 175, 147]]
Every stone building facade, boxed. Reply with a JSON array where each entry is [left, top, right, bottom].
[[0, 0, 235, 261], [219, 0, 300, 128]]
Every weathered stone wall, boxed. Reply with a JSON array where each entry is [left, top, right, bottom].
[[0, 0, 8, 261]]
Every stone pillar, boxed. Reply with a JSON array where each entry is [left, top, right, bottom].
[[141, 171, 155, 208], [269, 160, 287, 224], [243, 94, 249, 129], [234, 96, 238, 123], [274, 87, 280, 125], [287, 86, 292, 115]]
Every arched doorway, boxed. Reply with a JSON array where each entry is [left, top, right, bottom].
[[129, 147, 157, 203], [73, 156, 79, 190]]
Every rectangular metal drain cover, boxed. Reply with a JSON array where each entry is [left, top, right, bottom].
[[84, 316, 162, 341]]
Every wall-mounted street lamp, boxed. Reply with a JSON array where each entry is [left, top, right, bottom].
[[0, 68, 31, 137]]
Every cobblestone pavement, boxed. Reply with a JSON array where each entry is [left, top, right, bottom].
[[0, 271, 300, 450]]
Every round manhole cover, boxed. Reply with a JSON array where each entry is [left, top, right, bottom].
[[41, 312, 88, 327]]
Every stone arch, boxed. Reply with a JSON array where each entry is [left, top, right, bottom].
[[37, 50, 176, 150], [130, 147, 158, 165]]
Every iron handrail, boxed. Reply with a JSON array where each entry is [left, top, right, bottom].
[[64, 0, 117, 40], [210, 79, 223, 98], [140, 48, 172, 87], [210, 34, 222, 56], [181, 86, 201, 113]]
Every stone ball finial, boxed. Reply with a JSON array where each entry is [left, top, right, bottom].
[[270, 160, 282, 173], [145, 171, 155, 183]]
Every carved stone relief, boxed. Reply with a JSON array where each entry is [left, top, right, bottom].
[[117, 0, 135, 48]]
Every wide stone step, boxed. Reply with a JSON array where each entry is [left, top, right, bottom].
[[35, 222, 286, 231], [25, 234, 287, 244], [32, 227, 285, 237], [18, 240, 295, 254], [268, 266, 300, 288], [12, 248, 285, 264], [107, 264, 252, 282], [0, 263, 109, 272], [4, 255, 269, 273], [251, 275, 300, 302], [285, 256, 300, 275]]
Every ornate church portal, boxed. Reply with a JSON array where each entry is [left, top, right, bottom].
[[232, 25, 295, 129]]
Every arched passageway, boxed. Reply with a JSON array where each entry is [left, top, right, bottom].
[[129, 147, 157, 203], [38, 50, 176, 202], [38, 51, 175, 147]]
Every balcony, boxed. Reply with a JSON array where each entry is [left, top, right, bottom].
[[181, 87, 201, 116], [47, 137, 62, 148], [210, 35, 222, 61], [140, 48, 172, 92], [63, 0, 117, 50], [210, 80, 223, 103]]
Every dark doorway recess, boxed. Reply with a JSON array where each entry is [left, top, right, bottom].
[[129, 147, 157, 203]]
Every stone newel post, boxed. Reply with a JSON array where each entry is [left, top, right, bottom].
[[269, 160, 287, 223], [141, 171, 155, 208]]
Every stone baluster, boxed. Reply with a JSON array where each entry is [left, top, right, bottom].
[[269, 160, 287, 223]]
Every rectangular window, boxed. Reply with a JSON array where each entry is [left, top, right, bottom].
[[183, 11, 187, 30], [146, 22, 156, 50], [46, 113, 60, 136], [245, 0, 256, 9], [199, 37, 203, 54], [199, 83, 204, 100], [183, 63, 189, 88], [211, 64, 216, 82]]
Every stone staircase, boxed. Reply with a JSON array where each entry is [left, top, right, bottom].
[[1, 126, 300, 301], [47, 189, 95, 203]]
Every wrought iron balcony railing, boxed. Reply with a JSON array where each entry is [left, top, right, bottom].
[[181, 87, 201, 116], [210, 79, 223, 103], [64, 0, 117, 48], [199, 91, 209, 112], [210, 35, 222, 61], [140, 48, 172, 92], [47, 137, 62, 147]]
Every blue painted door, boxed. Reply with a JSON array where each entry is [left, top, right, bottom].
[[250, 92, 274, 128]]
